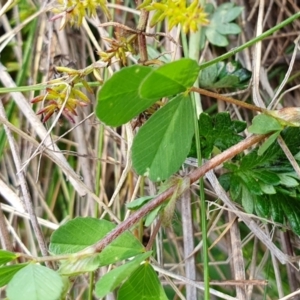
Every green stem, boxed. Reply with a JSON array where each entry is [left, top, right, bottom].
[[198, 11, 300, 70], [191, 93, 210, 299]]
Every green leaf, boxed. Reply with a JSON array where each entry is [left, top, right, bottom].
[[204, 3, 243, 47], [139, 59, 200, 99], [270, 195, 284, 224], [212, 75, 240, 88], [195, 112, 246, 158], [239, 172, 262, 195], [219, 126, 300, 235], [96, 65, 156, 126], [257, 131, 281, 156], [281, 196, 300, 235], [259, 183, 276, 195], [229, 174, 242, 201], [132, 94, 194, 181], [198, 63, 218, 87], [199, 61, 251, 89], [205, 28, 229, 47], [255, 195, 270, 218], [248, 114, 283, 134], [95, 252, 152, 298], [218, 172, 231, 191], [0, 250, 18, 265], [215, 3, 243, 23], [58, 254, 102, 275], [118, 263, 168, 300], [145, 206, 162, 227], [278, 174, 299, 187], [217, 23, 241, 35], [7, 264, 64, 300], [242, 185, 254, 214], [127, 196, 154, 210], [0, 263, 28, 287], [251, 170, 280, 185], [49, 217, 144, 268]]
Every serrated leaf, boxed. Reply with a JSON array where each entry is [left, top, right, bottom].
[[132, 94, 194, 181], [257, 131, 281, 156], [0, 250, 18, 265], [197, 112, 246, 158], [127, 196, 154, 210], [49, 217, 144, 268], [248, 114, 283, 134], [139, 59, 200, 99], [242, 185, 254, 214], [95, 252, 152, 298], [0, 263, 28, 287], [96, 65, 156, 126], [7, 264, 64, 300], [117, 263, 168, 300]]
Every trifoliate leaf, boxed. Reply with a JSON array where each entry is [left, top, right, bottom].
[[204, 3, 243, 46]]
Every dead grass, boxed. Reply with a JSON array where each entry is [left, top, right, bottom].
[[1, 0, 300, 299]]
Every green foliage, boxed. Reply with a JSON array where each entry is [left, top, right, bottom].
[[0, 250, 19, 265], [248, 114, 283, 134], [199, 61, 251, 89], [7, 264, 64, 300], [49, 217, 144, 274], [118, 262, 168, 299], [204, 3, 243, 46], [95, 252, 152, 298], [96, 66, 154, 126], [0, 263, 29, 287], [2, 217, 161, 298], [139, 59, 200, 99], [96, 59, 199, 127], [219, 127, 300, 234], [189, 112, 246, 159], [132, 94, 194, 181]]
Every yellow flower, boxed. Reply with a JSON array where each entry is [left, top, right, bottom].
[[31, 85, 90, 123], [52, 0, 111, 28], [142, 0, 209, 33]]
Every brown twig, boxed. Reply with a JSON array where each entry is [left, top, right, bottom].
[[190, 87, 264, 113], [99, 22, 177, 44], [93, 133, 268, 253]]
